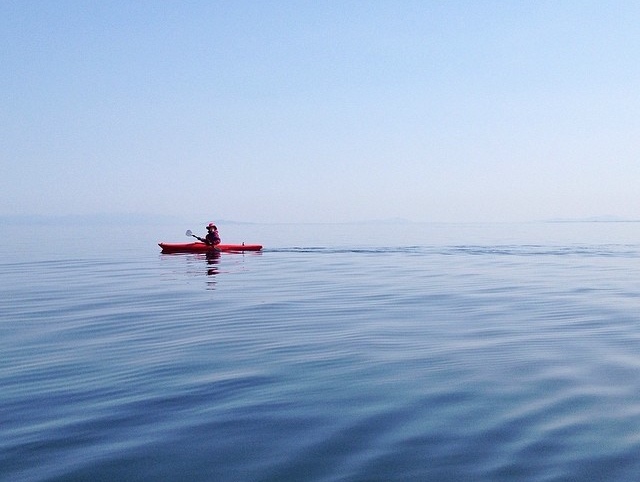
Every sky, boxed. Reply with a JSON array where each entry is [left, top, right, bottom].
[[2, 0, 639, 223]]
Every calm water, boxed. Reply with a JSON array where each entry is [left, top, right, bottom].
[[2, 222, 640, 481]]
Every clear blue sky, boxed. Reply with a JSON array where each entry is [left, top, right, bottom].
[[2, 1, 639, 223]]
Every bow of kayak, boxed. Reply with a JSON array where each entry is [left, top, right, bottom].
[[159, 242, 263, 253]]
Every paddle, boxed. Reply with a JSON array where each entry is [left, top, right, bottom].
[[186, 230, 221, 251], [185, 229, 205, 242]]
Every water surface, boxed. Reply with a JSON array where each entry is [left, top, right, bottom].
[[2, 222, 640, 481]]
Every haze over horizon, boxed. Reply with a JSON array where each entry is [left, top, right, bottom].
[[2, 1, 639, 224]]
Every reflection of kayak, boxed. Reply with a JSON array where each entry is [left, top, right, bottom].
[[159, 242, 263, 253]]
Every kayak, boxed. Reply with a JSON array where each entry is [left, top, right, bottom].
[[159, 242, 262, 253]]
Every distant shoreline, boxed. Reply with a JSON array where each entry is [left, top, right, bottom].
[[2, 214, 639, 226]]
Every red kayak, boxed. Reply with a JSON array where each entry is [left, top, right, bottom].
[[159, 242, 262, 253]]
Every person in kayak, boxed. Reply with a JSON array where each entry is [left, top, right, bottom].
[[204, 223, 221, 246], [193, 223, 221, 246]]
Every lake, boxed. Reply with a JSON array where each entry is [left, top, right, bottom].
[[1, 221, 639, 481]]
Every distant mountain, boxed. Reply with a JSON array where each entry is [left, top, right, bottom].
[[544, 215, 639, 223], [351, 217, 414, 225]]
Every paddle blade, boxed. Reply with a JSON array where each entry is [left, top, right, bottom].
[[185, 230, 193, 237]]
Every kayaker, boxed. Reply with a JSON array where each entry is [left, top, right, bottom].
[[204, 223, 221, 246]]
